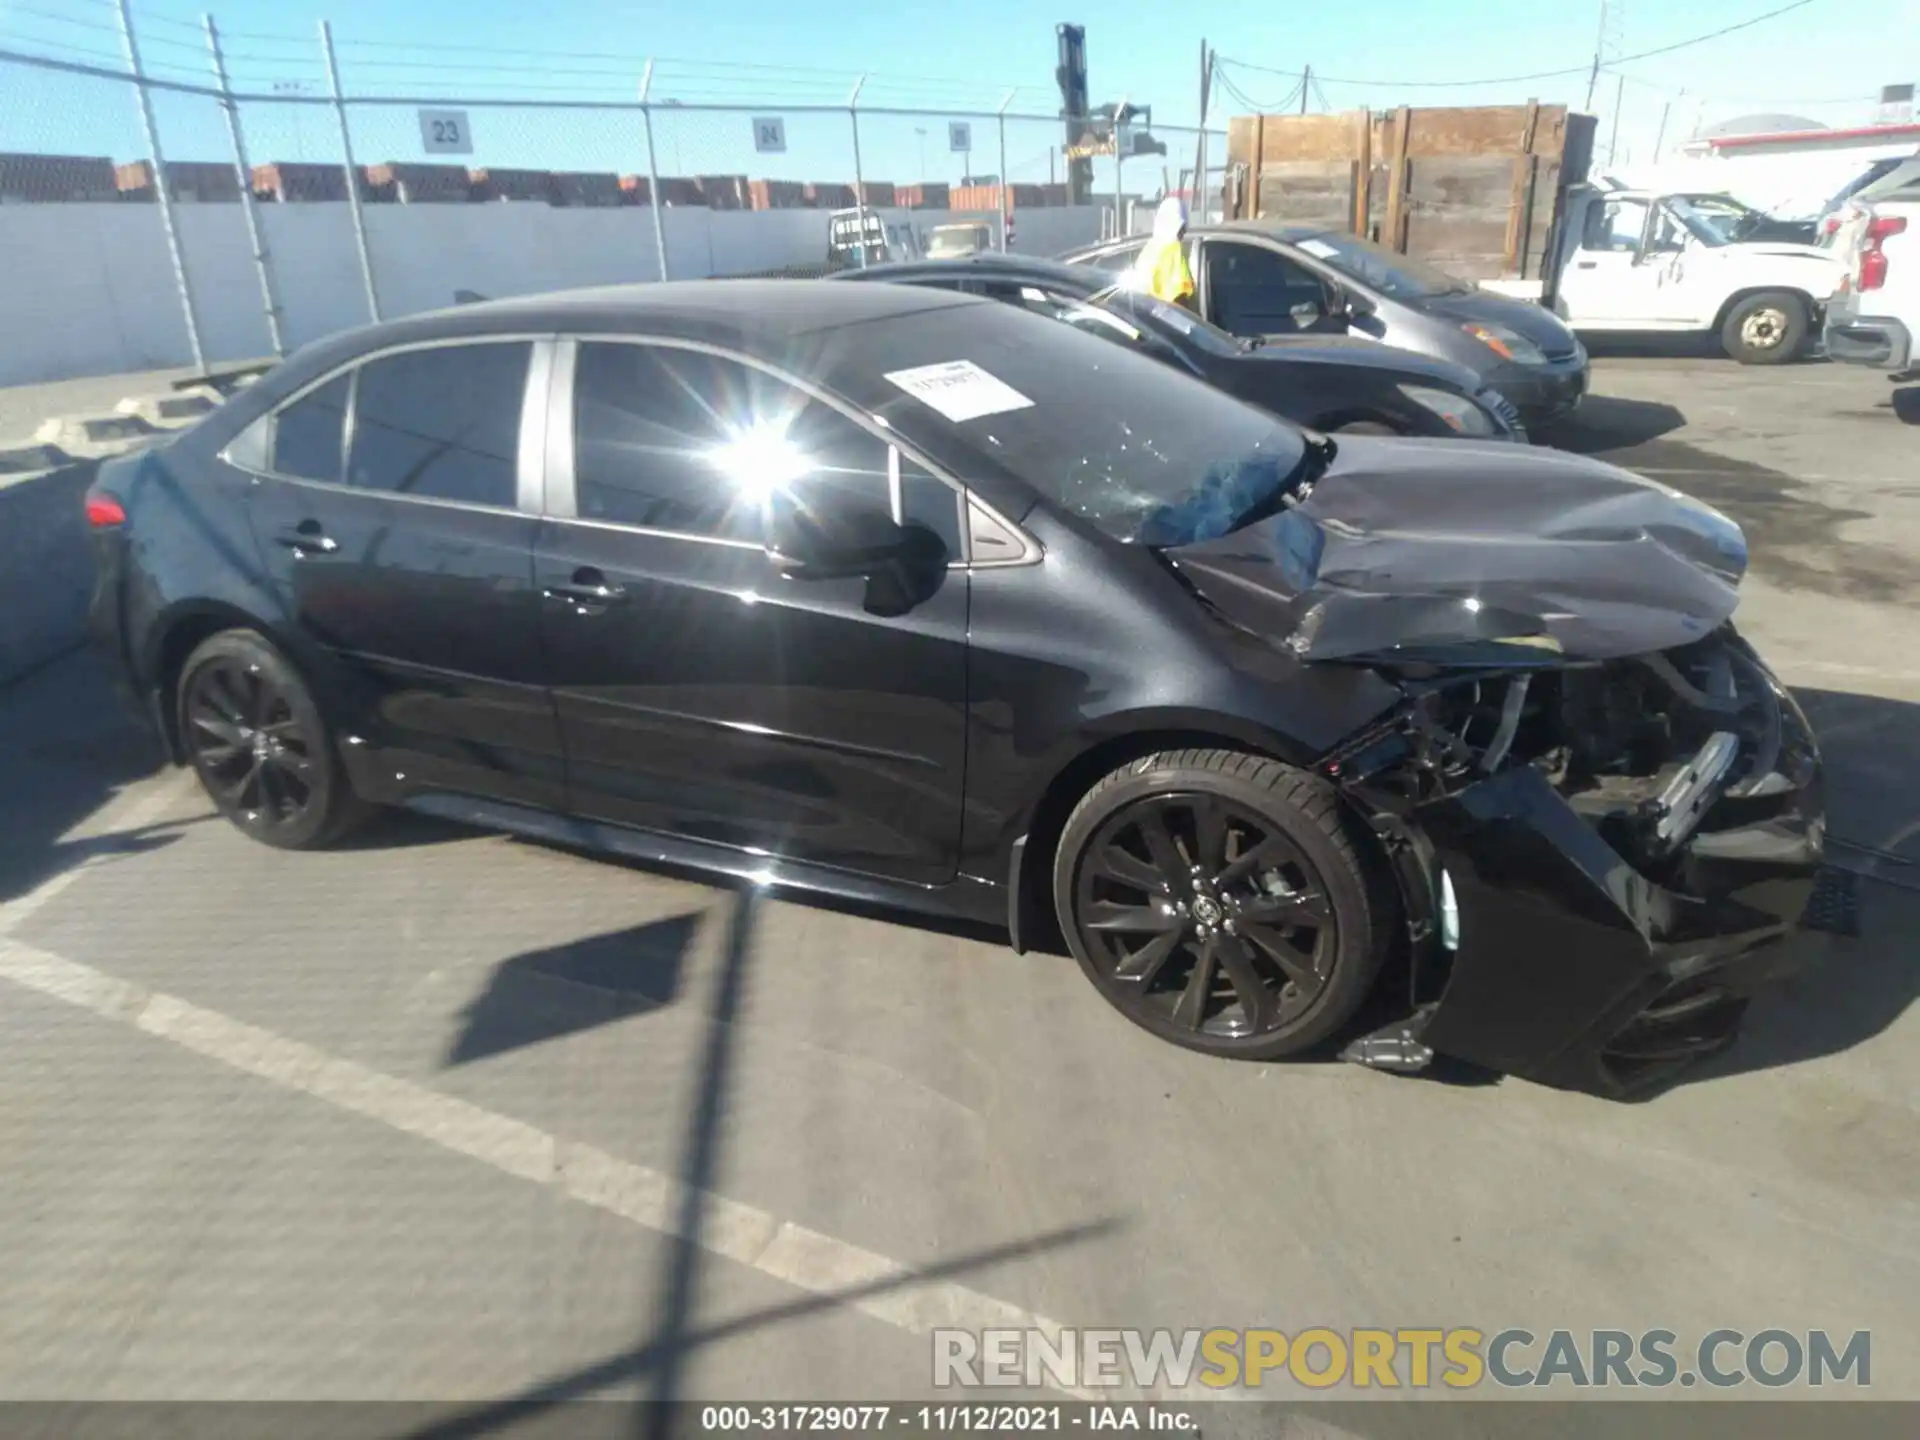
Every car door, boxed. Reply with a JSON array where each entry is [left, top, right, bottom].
[[240, 337, 565, 809], [1197, 238, 1345, 338], [535, 337, 971, 884], [1555, 196, 1668, 326]]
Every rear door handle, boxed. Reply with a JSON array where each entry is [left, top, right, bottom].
[[544, 567, 627, 606], [273, 521, 337, 555], [1575, 260, 1599, 270]]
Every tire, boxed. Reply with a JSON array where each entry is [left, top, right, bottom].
[[175, 629, 370, 850], [1051, 749, 1394, 1061], [1721, 291, 1808, 365], [1332, 419, 1401, 436]]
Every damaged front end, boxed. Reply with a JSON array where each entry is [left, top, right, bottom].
[[1321, 627, 1824, 1097]]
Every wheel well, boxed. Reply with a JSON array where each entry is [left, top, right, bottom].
[[1712, 286, 1814, 334], [1314, 409, 1404, 435], [151, 606, 261, 761], [1011, 728, 1281, 953]]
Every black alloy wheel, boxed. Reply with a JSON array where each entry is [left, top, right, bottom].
[[1054, 750, 1391, 1060], [177, 630, 367, 849]]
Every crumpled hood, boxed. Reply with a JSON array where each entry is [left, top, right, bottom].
[[1167, 436, 1749, 663]]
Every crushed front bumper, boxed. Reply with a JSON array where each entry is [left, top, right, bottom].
[[1334, 636, 1824, 1098]]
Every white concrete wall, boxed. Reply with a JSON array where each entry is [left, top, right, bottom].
[[0, 201, 1112, 387]]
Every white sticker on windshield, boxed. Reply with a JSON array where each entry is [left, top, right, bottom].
[[883, 360, 1035, 423], [1298, 239, 1339, 259]]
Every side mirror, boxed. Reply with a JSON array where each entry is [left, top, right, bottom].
[[1342, 289, 1376, 320]]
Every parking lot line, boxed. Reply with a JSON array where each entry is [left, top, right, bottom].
[[0, 928, 1104, 1401]]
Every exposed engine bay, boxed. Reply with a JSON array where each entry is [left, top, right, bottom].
[[1314, 627, 1824, 1096]]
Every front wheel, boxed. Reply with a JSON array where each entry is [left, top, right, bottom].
[[1051, 749, 1393, 1060], [1721, 291, 1808, 365]]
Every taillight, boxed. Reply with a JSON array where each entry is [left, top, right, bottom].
[[84, 494, 127, 528], [1860, 214, 1907, 292]]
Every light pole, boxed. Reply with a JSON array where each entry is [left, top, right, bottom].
[[915, 126, 927, 181]]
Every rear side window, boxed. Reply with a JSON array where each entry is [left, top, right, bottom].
[[347, 342, 529, 509], [1082, 243, 1142, 273], [572, 341, 961, 555], [270, 373, 349, 483]]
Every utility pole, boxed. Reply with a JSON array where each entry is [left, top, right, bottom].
[[1584, 0, 1610, 110], [1194, 40, 1211, 217], [1300, 64, 1311, 114], [1652, 95, 1674, 163], [1608, 71, 1625, 164]]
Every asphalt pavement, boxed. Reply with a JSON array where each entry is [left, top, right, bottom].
[[1, 354, 1916, 1428]]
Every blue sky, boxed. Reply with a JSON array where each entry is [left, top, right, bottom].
[[0, 0, 1909, 195]]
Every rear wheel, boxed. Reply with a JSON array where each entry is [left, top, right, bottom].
[[1721, 291, 1808, 364], [1051, 749, 1393, 1060], [176, 629, 369, 850]]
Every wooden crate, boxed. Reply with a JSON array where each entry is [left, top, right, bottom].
[[1224, 103, 1595, 281]]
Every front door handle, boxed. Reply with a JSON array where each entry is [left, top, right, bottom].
[[1575, 260, 1599, 270], [544, 567, 627, 607], [273, 520, 338, 556]]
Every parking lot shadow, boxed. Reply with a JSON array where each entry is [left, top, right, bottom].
[[446, 910, 705, 1066], [1684, 686, 1920, 1087], [1539, 394, 1687, 455], [0, 651, 186, 910]]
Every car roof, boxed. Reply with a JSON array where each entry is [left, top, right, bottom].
[[446, 276, 974, 338], [246, 278, 983, 404], [1210, 219, 1332, 243], [837, 253, 1102, 290]]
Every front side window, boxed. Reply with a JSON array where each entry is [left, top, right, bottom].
[[1588, 199, 1651, 253], [572, 342, 961, 555], [1205, 242, 1334, 335], [347, 342, 530, 508], [270, 373, 350, 482]]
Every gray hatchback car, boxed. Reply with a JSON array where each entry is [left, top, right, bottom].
[[1063, 221, 1590, 430]]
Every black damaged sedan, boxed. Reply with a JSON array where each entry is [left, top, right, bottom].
[[85, 279, 1823, 1097]]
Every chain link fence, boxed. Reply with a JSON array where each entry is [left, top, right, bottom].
[[0, 23, 1224, 387]]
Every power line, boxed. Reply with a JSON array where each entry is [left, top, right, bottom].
[[0, 34, 128, 68], [4, 5, 124, 37], [1219, 0, 1818, 92]]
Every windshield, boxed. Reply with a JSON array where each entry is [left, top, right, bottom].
[[1666, 195, 1765, 245], [1286, 230, 1470, 300], [825, 301, 1310, 545]]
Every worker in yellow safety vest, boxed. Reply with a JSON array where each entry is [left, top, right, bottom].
[[1127, 196, 1195, 307]]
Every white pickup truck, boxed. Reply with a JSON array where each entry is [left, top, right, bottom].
[[1540, 182, 1851, 363], [1822, 157, 1918, 375]]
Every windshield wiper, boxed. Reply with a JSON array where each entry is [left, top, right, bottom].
[[1292, 433, 1338, 502], [1230, 434, 1337, 531]]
